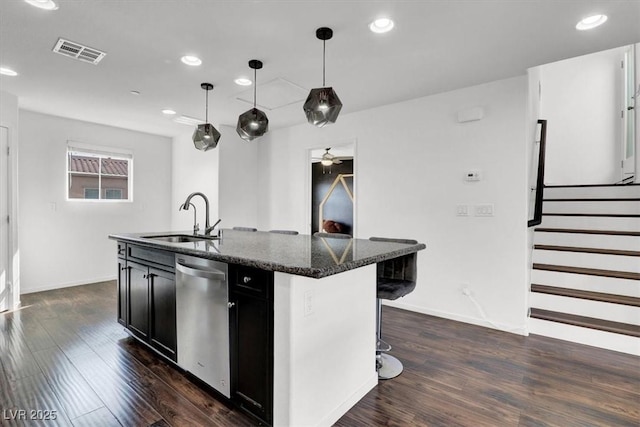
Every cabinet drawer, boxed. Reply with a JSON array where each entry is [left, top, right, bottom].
[[128, 244, 175, 270], [233, 266, 272, 298]]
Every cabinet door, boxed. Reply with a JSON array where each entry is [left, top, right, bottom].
[[117, 257, 128, 326], [149, 267, 177, 361], [231, 291, 273, 424], [127, 261, 149, 340]]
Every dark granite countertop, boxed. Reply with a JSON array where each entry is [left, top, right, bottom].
[[109, 229, 426, 279]]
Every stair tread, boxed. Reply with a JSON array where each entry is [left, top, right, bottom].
[[531, 284, 640, 307], [533, 245, 640, 257], [529, 308, 640, 337], [535, 228, 640, 237], [532, 263, 640, 280]]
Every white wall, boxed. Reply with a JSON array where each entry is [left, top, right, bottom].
[[171, 128, 219, 231], [539, 46, 625, 185], [218, 125, 259, 230], [19, 111, 172, 293], [257, 76, 529, 333], [0, 91, 20, 308]]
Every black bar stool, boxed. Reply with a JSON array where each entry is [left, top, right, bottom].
[[370, 237, 417, 379]]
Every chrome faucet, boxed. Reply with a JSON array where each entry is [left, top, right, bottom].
[[179, 202, 199, 234], [180, 192, 221, 235]]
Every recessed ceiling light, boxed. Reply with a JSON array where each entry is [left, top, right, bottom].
[[24, 0, 58, 10], [181, 55, 202, 66], [576, 14, 608, 30], [0, 67, 18, 77], [130, 90, 141, 96], [162, 109, 176, 115], [234, 77, 252, 86], [369, 17, 395, 34]]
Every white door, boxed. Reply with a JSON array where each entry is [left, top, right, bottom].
[[0, 126, 9, 312], [622, 46, 636, 181]]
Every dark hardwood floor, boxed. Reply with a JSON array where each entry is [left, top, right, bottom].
[[1, 281, 638, 426]]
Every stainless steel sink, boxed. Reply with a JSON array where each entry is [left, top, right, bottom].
[[142, 234, 218, 243]]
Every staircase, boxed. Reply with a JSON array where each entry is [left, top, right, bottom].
[[529, 183, 640, 355]]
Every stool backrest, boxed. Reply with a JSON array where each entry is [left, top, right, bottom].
[[369, 237, 418, 285]]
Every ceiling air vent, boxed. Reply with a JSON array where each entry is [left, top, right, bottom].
[[52, 38, 106, 65]]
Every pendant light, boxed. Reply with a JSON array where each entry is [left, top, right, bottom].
[[236, 60, 269, 141], [192, 83, 221, 151], [303, 27, 342, 127]]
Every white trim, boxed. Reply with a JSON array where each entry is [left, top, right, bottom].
[[20, 275, 117, 295], [305, 138, 357, 236], [383, 299, 529, 336], [66, 143, 133, 202]]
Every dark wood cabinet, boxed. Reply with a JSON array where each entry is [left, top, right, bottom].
[[116, 242, 177, 362], [127, 260, 150, 341], [115, 241, 275, 424], [117, 255, 128, 326], [149, 267, 177, 360], [230, 265, 273, 425]]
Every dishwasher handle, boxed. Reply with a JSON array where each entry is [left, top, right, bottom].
[[176, 261, 226, 281]]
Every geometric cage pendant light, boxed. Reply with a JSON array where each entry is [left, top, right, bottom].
[[303, 27, 342, 127], [192, 82, 221, 151], [236, 59, 269, 141]]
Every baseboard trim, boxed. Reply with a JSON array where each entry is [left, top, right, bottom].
[[20, 276, 117, 295], [382, 300, 528, 336]]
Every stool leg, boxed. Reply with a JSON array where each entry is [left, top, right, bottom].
[[375, 299, 403, 380], [376, 298, 382, 370], [378, 354, 404, 380]]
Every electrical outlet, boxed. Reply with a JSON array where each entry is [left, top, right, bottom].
[[304, 290, 314, 316]]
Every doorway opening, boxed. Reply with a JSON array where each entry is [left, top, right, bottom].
[[309, 144, 355, 236]]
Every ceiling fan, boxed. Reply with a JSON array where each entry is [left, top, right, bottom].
[[314, 148, 347, 166]]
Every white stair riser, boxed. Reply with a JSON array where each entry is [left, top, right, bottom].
[[530, 269, 640, 298], [539, 215, 640, 232], [528, 318, 640, 356], [544, 186, 640, 199], [533, 250, 640, 273], [530, 293, 640, 325], [534, 232, 640, 252], [543, 200, 640, 215]]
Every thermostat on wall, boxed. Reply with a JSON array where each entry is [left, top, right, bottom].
[[465, 170, 481, 181]]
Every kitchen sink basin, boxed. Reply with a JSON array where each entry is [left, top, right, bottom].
[[142, 234, 218, 243]]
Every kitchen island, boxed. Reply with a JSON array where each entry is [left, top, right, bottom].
[[109, 229, 425, 427]]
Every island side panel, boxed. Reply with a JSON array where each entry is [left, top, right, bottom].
[[273, 265, 378, 427]]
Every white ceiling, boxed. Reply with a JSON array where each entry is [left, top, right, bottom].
[[1, 0, 639, 138]]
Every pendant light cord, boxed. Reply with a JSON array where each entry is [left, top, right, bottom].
[[253, 67, 257, 108], [205, 88, 209, 122], [322, 39, 326, 86]]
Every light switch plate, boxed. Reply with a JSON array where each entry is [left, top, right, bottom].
[[456, 205, 469, 216], [475, 204, 494, 217]]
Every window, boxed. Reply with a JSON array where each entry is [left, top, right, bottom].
[[67, 143, 133, 201]]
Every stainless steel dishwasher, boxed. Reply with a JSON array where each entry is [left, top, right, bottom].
[[175, 254, 230, 397]]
